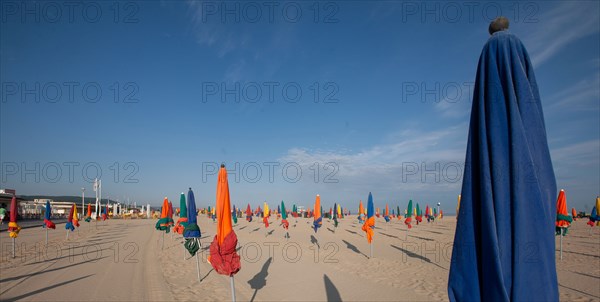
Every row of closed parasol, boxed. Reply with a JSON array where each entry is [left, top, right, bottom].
[[154, 165, 240, 301]]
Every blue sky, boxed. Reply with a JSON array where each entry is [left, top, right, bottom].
[[1, 1, 598, 213]]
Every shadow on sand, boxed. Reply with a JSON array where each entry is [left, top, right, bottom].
[[2, 274, 93, 301], [1, 257, 108, 284], [248, 257, 272, 302], [379, 232, 399, 239], [250, 228, 260, 233], [408, 235, 434, 241], [310, 235, 319, 249], [323, 274, 342, 301], [390, 244, 446, 270], [342, 240, 368, 259]]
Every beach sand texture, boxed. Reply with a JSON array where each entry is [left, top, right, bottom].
[[1, 216, 598, 301]]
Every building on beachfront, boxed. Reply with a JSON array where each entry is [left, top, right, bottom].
[[0, 189, 27, 221], [0, 190, 24, 210], [0, 189, 80, 220], [31, 199, 77, 218]]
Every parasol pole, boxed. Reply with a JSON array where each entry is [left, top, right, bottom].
[[46, 227, 48, 246], [12, 237, 15, 258], [559, 228, 563, 260], [370, 242, 373, 259], [230, 275, 236, 302], [162, 232, 164, 250], [195, 238, 201, 282]]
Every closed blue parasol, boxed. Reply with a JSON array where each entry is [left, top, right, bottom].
[[361, 192, 375, 258], [448, 19, 558, 301], [184, 187, 203, 282], [43, 200, 55, 229], [184, 188, 201, 238]]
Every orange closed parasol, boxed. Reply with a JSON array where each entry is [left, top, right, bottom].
[[555, 189, 573, 261], [555, 189, 572, 233], [85, 204, 92, 222], [313, 195, 322, 233], [209, 164, 241, 301], [358, 200, 365, 223]]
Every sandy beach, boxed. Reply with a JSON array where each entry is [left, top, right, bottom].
[[1, 215, 598, 301]]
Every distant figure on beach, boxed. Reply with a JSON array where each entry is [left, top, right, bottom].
[[448, 17, 559, 301]]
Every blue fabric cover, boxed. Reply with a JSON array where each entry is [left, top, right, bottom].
[[448, 31, 558, 301]]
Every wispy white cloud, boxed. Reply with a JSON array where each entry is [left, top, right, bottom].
[[520, 2, 600, 66], [279, 124, 468, 203], [434, 82, 474, 119], [185, 1, 299, 83], [545, 71, 600, 112], [550, 139, 600, 199], [186, 1, 250, 58], [551, 139, 600, 167]]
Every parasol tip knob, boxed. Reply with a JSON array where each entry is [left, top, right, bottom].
[[489, 17, 509, 35], [221, 163, 225, 168]]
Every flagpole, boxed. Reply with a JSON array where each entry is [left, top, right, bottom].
[[94, 178, 98, 228], [100, 180, 102, 219], [81, 188, 85, 221], [100, 180, 102, 225]]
